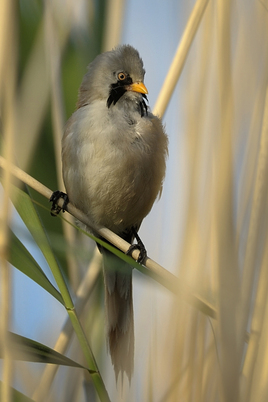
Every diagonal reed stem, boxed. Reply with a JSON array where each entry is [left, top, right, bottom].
[[153, 0, 210, 118], [0, 155, 216, 320]]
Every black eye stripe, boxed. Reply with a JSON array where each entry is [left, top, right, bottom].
[[107, 75, 148, 118], [119, 76, 132, 86], [107, 86, 126, 108], [107, 74, 132, 107], [114, 72, 132, 86]]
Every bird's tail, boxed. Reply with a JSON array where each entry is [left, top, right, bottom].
[[102, 251, 134, 382]]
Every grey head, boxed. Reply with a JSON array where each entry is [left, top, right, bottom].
[[77, 45, 148, 116]]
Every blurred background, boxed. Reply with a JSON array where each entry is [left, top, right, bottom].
[[1, 0, 268, 401]]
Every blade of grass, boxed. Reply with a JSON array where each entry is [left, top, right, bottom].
[[0, 183, 110, 400], [12, 208, 110, 400], [11, 215, 110, 401], [8, 230, 63, 304], [0, 332, 90, 370], [32, 248, 102, 401], [11, 186, 68, 300], [0, 382, 35, 402]]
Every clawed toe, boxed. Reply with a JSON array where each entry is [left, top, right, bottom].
[[50, 191, 69, 216], [126, 229, 147, 264], [126, 243, 147, 263]]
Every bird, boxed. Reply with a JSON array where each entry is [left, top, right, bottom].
[[50, 45, 168, 381]]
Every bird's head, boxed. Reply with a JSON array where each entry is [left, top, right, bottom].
[[77, 45, 149, 116]]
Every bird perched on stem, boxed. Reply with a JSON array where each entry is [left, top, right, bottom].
[[51, 45, 168, 381]]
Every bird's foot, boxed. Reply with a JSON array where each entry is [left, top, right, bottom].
[[126, 231, 147, 264], [50, 191, 69, 216]]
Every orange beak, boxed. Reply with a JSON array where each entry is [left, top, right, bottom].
[[127, 82, 148, 94]]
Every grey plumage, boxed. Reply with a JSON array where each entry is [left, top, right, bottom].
[[61, 45, 168, 381]]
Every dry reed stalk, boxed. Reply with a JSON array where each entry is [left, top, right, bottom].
[[155, 2, 218, 400], [212, 2, 240, 401], [0, 155, 215, 320], [241, 83, 268, 401], [15, 25, 50, 172], [153, 0, 210, 118], [0, 1, 17, 400], [103, 0, 125, 51], [44, 2, 79, 290]]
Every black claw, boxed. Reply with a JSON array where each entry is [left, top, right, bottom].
[[126, 230, 147, 264], [50, 191, 69, 216], [126, 244, 147, 263]]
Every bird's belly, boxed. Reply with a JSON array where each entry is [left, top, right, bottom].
[[65, 148, 158, 233]]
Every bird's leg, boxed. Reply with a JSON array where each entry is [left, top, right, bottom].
[[50, 191, 69, 216], [126, 229, 147, 264]]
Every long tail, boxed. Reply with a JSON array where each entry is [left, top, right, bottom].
[[102, 250, 134, 381]]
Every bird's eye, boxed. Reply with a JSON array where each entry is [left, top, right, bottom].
[[117, 72, 126, 81]]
